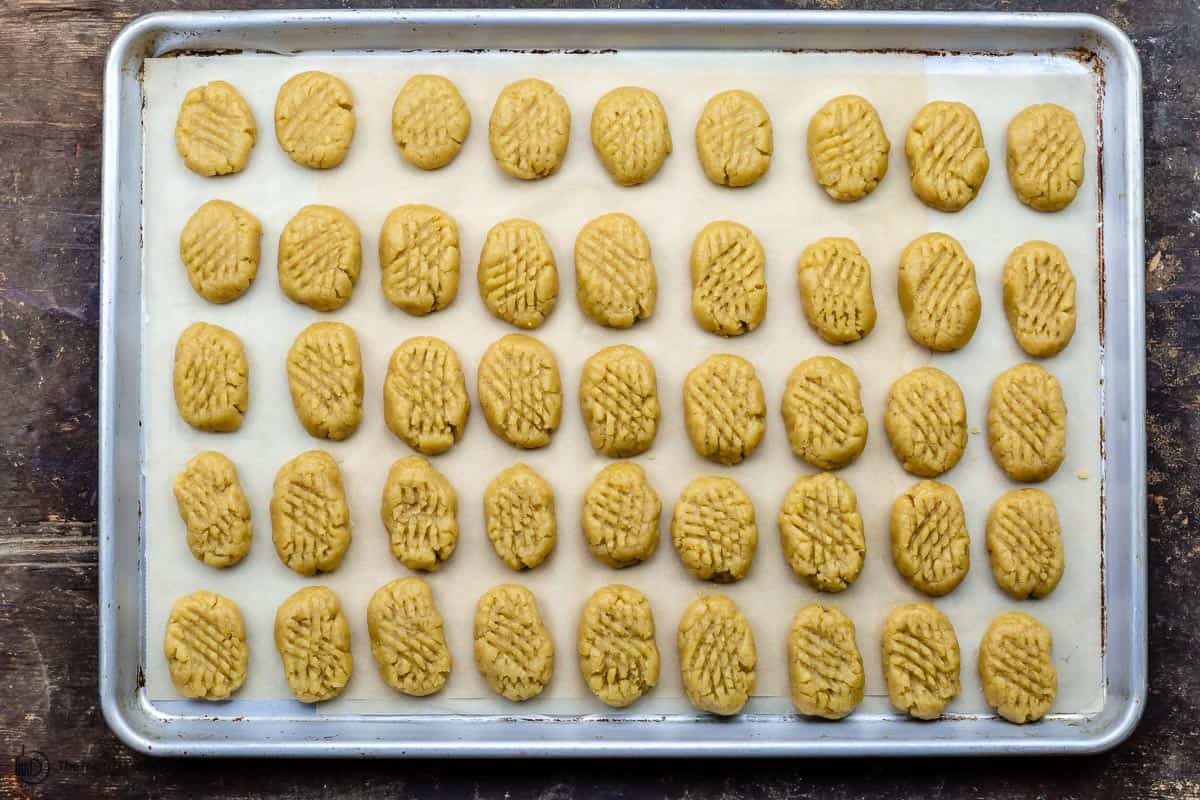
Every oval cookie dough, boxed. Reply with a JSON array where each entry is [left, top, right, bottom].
[[278, 204, 361, 311], [591, 86, 672, 186], [987, 488, 1064, 600], [474, 584, 554, 701], [163, 590, 248, 700], [695, 90, 772, 187], [478, 334, 563, 449], [882, 602, 960, 719], [898, 232, 982, 351], [671, 476, 757, 583], [179, 199, 261, 304], [797, 237, 877, 344], [274, 71, 355, 169], [478, 218, 558, 329], [270, 450, 351, 576], [391, 74, 471, 170], [379, 204, 461, 316], [574, 212, 657, 328], [788, 603, 864, 719], [286, 322, 363, 441], [368, 577, 452, 696], [274, 585, 353, 703], [806, 94, 890, 202], [489, 78, 570, 180], [905, 100, 989, 212], [1007, 103, 1085, 212], [690, 221, 768, 336], [890, 480, 971, 597], [979, 611, 1058, 724], [1003, 240, 1077, 358], [173, 322, 249, 433], [578, 584, 660, 708], [987, 363, 1067, 482], [581, 462, 661, 568], [778, 472, 866, 593], [175, 80, 256, 177], [384, 336, 470, 455], [781, 356, 868, 470], [579, 345, 660, 458], [677, 593, 757, 715], [884, 367, 968, 478], [683, 354, 766, 466], [484, 463, 557, 571], [173, 451, 252, 568], [380, 456, 458, 572]]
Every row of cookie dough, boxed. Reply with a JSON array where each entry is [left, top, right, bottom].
[[176, 75, 1085, 213], [164, 584, 1057, 724], [175, 448, 1063, 603]]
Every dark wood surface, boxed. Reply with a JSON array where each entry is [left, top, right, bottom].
[[1, 0, 1196, 797]]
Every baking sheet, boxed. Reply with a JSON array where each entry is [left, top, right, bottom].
[[141, 50, 1101, 718]]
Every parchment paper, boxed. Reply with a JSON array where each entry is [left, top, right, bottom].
[[142, 50, 1102, 717]]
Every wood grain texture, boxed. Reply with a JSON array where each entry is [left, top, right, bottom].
[[1, 0, 1197, 797]]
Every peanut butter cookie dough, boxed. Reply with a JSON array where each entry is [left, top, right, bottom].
[[380, 456, 458, 572], [278, 205, 361, 312], [384, 336, 469, 455], [274, 586, 353, 703], [890, 480, 971, 597], [905, 100, 989, 212], [671, 476, 757, 583], [175, 80, 256, 177], [391, 74, 471, 170], [806, 95, 890, 202], [987, 488, 1064, 600], [579, 345, 660, 458], [898, 232, 982, 351], [581, 462, 661, 568], [591, 86, 672, 185], [368, 577, 452, 697], [488, 78, 570, 180], [1003, 240, 1077, 358], [1007, 103, 1085, 212], [979, 612, 1058, 724], [574, 212, 657, 328], [478, 218, 558, 329], [987, 363, 1067, 482], [474, 584, 554, 701], [484, 464, 557, 571], [379, 204, 460, 316], [690, 221, 767, 336], [286, 322, 363, 441], [578, 584, 660, 707], [163, 590, 248, 700], [797, 237, 877, 344], [695, 90, 772, 187], [780, 356, 869, 470], [173, 322, 249, 433], [180, 199, 261, 304], [677, 593, 757, 715], [274, 71, 355, 169], [788, 603, 864, 719], [884, 367, 968, 478], [478, 334, 562, 449], [778, 473, 866, 593], [882, 602, 961, 719], [270, 450, 351, 576], [683, 354, 766, 466], [173, 451, 252, 568]]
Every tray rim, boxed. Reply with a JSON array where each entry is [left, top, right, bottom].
[[99, 8, 1146, 758]]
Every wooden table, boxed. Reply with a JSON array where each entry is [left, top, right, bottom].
[[1, 1, 1196, 797]]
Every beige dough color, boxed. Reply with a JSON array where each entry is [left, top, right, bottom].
[[574, 212, 657, 328], [890, 480, 971, 597], [683, 354, 766, 466], [987, 488, 1065, 600], [163, 590, 249, 700], [379, 204, 460, 316], [179, 199, 261, 304], [367, 577, 453, 697], [671, 476, 758, 583], [474, 584, 555, 701], [987, 363, 1067, 482], [488, 78, 571, 180], [677, 593, 757, 715], [477, 334, 562, 449], [788, 603, 865, 720], [286, 322, 363, 441], [391, 74, 471, 170], [579, 344, 660, 458], [478, 218, 559, 329], [384, 336, 470, 456], [581, 462, 661, 568], [484, 463, 557, 571], [884, 366, 968, 478], [905, 100, 989, 212], [172, 451, 252, 568], [1007, 103, 1085, 212], [797, 237, 877, 344], [1002, 240, 1077, 358], [174, 80, 256, 177], [590, 86, 672, 186], [173, 322, 249, 433], [806, 94, 890, 202], [380, 456, 459, 572], [780, 356, 869, 470], [695, 90, 773, 187], [979, 611, 1058, 724], [277, 204, 361, 312], [778, 472, 866, 593], [898, 232, 982, 352], [882, 602, 961, 719], [270, 450, 351, 576], [577, 584, 660, 708], [274, 71, 355, 169], [690, 221, 768, 336], [274, 585, 353, 703]]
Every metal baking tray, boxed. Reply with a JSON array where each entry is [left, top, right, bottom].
[[99, 9, 1145, 757]]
